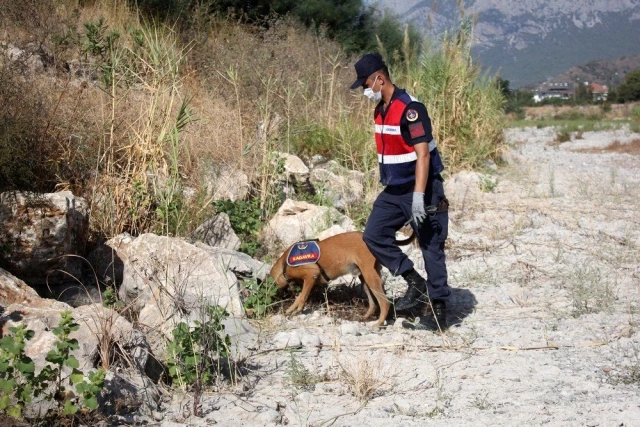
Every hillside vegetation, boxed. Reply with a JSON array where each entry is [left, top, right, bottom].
[[0, 0, 506, 241]]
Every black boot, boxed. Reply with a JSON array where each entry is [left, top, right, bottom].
[[431, 299, 447, 327], [395, 269, 427, 312]]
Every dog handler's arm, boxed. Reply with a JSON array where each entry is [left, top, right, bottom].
[[402, 101, 433, 225], [413, 142, 430, 194], [411, 142, 430, 225]]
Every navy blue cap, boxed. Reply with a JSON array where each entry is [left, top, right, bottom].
[[350, 53, 386, 89]]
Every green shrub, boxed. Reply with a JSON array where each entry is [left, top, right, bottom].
[[284, 351, 318, 394], [555, 129, 572, 144], [214, 199, 263, 256], [0, 312, 105, 420], [630, 105, 640, 122], [478, 175, 498, 193], [290, 122, 337, 161], [102, 286, 121, 309], [0, 325, 40, 419], [166, 305, 230, 391], [243, 277, 279, 317]]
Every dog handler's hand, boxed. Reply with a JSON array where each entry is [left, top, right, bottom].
[[412, 192, 426, 225]]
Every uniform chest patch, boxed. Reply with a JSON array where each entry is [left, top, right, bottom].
[[406, 109, 419, 122], [287, 240, 321, 267]]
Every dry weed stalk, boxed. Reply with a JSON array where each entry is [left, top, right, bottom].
[[51, 255, 136, 370]]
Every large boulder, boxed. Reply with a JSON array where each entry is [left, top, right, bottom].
[[204, 166, 250, 202], [261, 199, 356, 254], [3, 42, 52, 73], [0, 267, 42, 307], [193, 243, 270, 281], [277, 152, 309, 182], [310, 160, 365, 211], [111, 234, 244, 358], [191, 213, 241, 251], [0, 191, 89, 288], [0, 268, 144, 376]]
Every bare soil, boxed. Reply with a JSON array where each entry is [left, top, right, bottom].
[[160, 126, 640, 426]]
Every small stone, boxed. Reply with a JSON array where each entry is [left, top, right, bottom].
[[393, 318, 407, 329], [256, 409, 282, 424], [366, 409, 391, 418], [270, 314, 285, 325], [340, 323, 360, 336], [301, 334, 322, 347], [273, 331, 302, 348], [601, 366, 612, 373], [393, 398, 416, 416], [294, 392, 317, 404], [152, 411, 164, 421]]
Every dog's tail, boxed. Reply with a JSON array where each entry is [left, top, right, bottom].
[[395, 231, 416, 246]]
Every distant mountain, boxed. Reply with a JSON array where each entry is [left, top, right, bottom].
[[369, 0, 640, 88]]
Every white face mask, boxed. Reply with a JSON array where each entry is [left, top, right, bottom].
[[363, 75, 382, 102]]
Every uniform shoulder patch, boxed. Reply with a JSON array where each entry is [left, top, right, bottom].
[[408, 122, 426, 139], [406, 109, 419, 122]]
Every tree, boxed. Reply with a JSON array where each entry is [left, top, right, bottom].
[[133, 0, 395, 55], [574, 82, 590, 104], [617, 68, 640, 103], [496, 77, 510, 98], [374, 10, 422, 66]]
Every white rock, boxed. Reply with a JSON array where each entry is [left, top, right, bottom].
[[301, 334, 322, 347], [393, 398, 416, 416], [255, 409, 281, 424], [191, 213, 241, 251], [276, 152, 310, 176], [273, 331, 302, 348], [205, 167, 250, 202], [340, 323, 361, 336], [261, 199, 355, 254]]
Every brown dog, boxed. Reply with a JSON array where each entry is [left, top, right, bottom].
[[270, 231, 414, 326]]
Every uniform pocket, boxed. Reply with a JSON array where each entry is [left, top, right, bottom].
[[429, 176, 446, 206], [417, 209, 448, 246]]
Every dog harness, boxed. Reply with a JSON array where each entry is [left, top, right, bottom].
[[282, 240, 331, 282]]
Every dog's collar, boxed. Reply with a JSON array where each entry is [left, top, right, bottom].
[[283, 261, 332, 283]]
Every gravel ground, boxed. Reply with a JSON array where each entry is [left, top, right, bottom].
[[158, 126, 640, 427]]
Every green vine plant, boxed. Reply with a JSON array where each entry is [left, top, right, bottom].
[[0, 311, 105, 420], [0, 325, 40, 419]]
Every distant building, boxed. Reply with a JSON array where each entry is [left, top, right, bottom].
[[587, 82, 609, 101], [533, 82, 575, 102]]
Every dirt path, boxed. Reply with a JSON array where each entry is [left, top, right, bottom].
[[165, 126, 640, 426]]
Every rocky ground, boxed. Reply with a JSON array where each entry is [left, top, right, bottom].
[[155, 126, 640, 426]]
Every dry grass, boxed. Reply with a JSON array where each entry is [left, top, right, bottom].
[[548, 129, 572, 146], [574, 139, 640, 155], [1, 0, 374, 238], [1, 0, 507, 244], [336, 354, 391, 402], [524, 103, 640, 121]]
